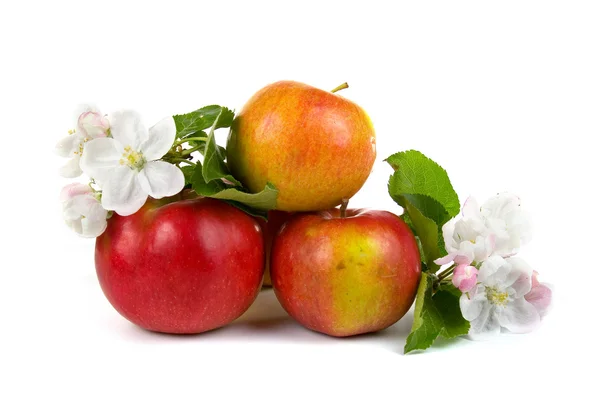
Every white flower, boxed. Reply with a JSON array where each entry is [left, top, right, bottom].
[[55, 105, 110, 178], [80, 110, 184, 216], [437, 197, 495, 265], [480, 193, 532, 257], [437, 193, 531, 266], [60, 183, 108, 238], [460, 255, 540, 337]]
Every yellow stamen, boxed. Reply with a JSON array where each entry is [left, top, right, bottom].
[[120, 146, 145, 170], [486, 287, 509, 306]]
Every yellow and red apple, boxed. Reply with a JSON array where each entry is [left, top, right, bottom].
[[271, 207, 421, 337], [227, 80, 376, 212]]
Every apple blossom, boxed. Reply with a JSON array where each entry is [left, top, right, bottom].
[[480, 193, 532, 257], [525, 271, 553, 317], [452, 264, 479, 293], [437, 197, 495, 266], [56, 105, 110, 178], [460, 255, 540, 337], [61, 183, 108, 238], [438, 193, 531, 266], [80, 110, 184, 216]]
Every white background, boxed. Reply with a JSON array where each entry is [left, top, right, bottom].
[[1, 0, 598, 398]]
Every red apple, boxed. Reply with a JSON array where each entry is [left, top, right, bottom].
[[271, 207, 421, 337], [95, 196, 265, 334], [227, 80, 376, 212]]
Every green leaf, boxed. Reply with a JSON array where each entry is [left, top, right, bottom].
[[202, 109, 241, 186], [194, 177, 278, 211], [173, 105, 235, 139], [191, 162, 278, 213], [433, 290, 470, 339], [386, 150, 460, 218], [208, 183, 278, 210], [172, 105, 278, 217], [180, 165, 196, 186], [222, 201, 269, 220], [387, 150, 459, 272], [404, 273, 469, 353], [402, 194, 451, 226], [404, 274, 444, 353], [402, 200, 443, 270], [437, 282, 463, 298]]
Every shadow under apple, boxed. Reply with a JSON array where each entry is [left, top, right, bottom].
[[113, 289, 438, 353]]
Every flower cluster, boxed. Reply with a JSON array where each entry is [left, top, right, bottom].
[[436, 193, 552, 338], [56, 107, 184, 237]]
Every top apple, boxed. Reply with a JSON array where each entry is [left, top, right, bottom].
[[227, 81, 376, 212]]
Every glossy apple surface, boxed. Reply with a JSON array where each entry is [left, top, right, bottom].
[[271, 208, 421, 337], [227, 80, 376, 212], [95, 196, 264, 334]]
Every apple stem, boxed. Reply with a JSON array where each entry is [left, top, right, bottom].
[[340, 198, 349, 218], [331, 82, 349, 93]]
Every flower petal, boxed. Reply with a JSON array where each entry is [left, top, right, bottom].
[[505, 257, 533, 297], [55, 134, 80, 157], [60, 183, 92, 202], [468, 302, 500, 337], [73, 104, 97, 121], [138, 161, 184, 199], [78, 111, 109, 139], [434, 252, 456, 266], [456, 241, 476, 265], [453, 264, 478, 293], [525, 283, 552, 317], [442, 219, 458, 253], [59, 155, 83, 178], [460, 290, 486, 321], [481, 192, 520, 219], [478, 255, 507, 285], [80, 138, 123, 185], [69, 196, 108, 238], [63, 199, 82, 221], [497, 297, 540, 333], [109, 110, 148, 149], [531, 270, 541, 288], [70, 195, 105, 219], [101, 166, 147, 216], [462, 196, 481, 219], [506, 209, 533, 247], [454, 253, 472, 266], [470, 235, 490, 262], [80, 218, 108, 238], [66, 218, 83, 235], [140, 116, 176, 161]]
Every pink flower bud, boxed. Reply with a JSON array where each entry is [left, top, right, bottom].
[[525, 270, 552, 317], [78, 111, 110, 139], [60, 183, 93, 202], [452, 264, 479, 293]]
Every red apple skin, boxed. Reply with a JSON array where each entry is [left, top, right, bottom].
[[227, 80, 376, 212], [257, 210, 294, 287], [271, 208, 421, 337], [95, 197, 265, 334]]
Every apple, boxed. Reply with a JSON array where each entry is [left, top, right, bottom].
[[270, 205, 421, 337], [95, 196, 265, 334], [227, 80, 377, 212], [257, 210, 294, 287]]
